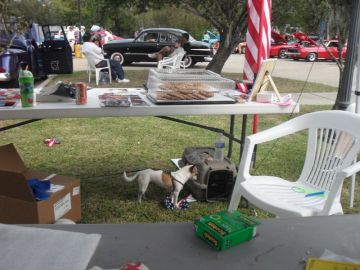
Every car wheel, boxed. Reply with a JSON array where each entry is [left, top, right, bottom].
[[306, 53, 317, 62], [278, 49, 287, 59], [111, 52, 124, 64], [182, 55, 194, 68]]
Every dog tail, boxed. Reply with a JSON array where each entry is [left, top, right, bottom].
[[123, 171, 138, 182]]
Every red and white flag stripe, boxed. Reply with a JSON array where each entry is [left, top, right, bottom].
[[243, 0, 272, 82]]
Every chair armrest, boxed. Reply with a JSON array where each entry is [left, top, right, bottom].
[[160, 56, 175, 64], [338, 160, 360, 178], [246, 119, 303, 145], [322, 160, 360, 214]]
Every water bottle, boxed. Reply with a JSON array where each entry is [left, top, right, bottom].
[[18, 68, 35, 107], [99, 72, 107, 84], [214, 133, 225, 161]]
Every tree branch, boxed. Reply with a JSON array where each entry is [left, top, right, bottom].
[[319, 40, 344, 72], [181, 2, 225, 30]]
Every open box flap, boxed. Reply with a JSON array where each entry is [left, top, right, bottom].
[[0, 144, 27, 173], [0, 171, 35, 202]]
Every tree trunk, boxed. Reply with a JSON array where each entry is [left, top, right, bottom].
[[206, 23, 244, 74], [206, 35, 237, 74]]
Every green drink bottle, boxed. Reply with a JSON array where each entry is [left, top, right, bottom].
[[18, 68, 35, 107]]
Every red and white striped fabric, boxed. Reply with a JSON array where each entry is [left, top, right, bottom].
[[237, 0, 271, 134], [243, 0, 272, 83]]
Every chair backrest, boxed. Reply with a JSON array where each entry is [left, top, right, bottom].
[[296, 111, 360, 191], [173, 52, 186, 69], [82, 52, 97, 70], [158, 52, 186, 69]]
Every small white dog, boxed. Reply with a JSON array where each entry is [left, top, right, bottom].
[[123, 165, 198, 206]]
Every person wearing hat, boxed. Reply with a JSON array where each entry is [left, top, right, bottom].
[[90, 25, 101, 33], [81, 32, 129, 83]]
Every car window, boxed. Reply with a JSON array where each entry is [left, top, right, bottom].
[[43, 25, 64, 41], [136, 32, 158, 42], [159, 32, 169, 43], [160, 32, 178, 43], [328, 42, 338, 47], [169, 33, 178, 42]]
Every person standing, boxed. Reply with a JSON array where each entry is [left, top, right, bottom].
[[81, 33, 129, 83], [66, 26, 76, 52], [181, 33, 191, 53]]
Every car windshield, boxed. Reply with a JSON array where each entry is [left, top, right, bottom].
[[188, 35, 195, 42]]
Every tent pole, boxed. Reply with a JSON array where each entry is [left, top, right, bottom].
[[334, 0, 360, 110], [349, 5, 360, 208]]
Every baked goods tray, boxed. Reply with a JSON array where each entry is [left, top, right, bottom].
[[149, 68, 221, 79], [147, 93, 236, 105], [147, 77, 235, 91]]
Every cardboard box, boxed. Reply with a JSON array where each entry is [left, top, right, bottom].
[[194, 211, 260, 251], [0, 144, 81, 224]]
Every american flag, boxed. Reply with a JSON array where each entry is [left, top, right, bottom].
[[243, 0, 272, 82], [241, 0, 272, 133]]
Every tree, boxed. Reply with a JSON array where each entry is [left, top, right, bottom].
[[272, 0, 328, 34], [180, 1, 247, 73], [0, 0, 29, 55]]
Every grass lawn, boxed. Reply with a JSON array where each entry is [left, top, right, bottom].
[[1, 71, 356, 224], [52, 69, 338, 93]]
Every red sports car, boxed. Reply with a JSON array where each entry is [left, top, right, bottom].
[[270, 31, 296, 59], [270, 31, 318, 59], [286, 40, 347, 62]]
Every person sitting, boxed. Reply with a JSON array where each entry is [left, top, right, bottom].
[[148, 38, 185, 61], [81, 32, 130, 83], [181, 33, 191, 54], [145, 33, 157, 42], [167, 39, 185, 58]]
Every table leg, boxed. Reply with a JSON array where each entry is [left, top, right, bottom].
[[240, 115, 248, 161], [0, 119, 42, 132], [227, 115, 235, 159]]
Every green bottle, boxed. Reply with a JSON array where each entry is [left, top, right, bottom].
[[18, 69, 34, 107]]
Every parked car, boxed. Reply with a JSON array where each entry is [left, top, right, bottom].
[[202, 30, 220, 48], [0, 24, 73, 87], [102, 28, 213, 68], [269, 31, 315, 59], [286, 40, 347, 62], [92, 29, 124, 46], [233, 41, 246, 54]]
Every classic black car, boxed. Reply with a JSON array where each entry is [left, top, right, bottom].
[[0, 24, 73, 87], [103, 28, 213, 68]]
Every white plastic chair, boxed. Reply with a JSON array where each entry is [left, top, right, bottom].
[[157, 52, 186, 69], [228, 110, 360, 217], [83, 53, 112, 85]]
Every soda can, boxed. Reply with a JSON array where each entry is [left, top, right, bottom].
[[75, 82, 87, 105]]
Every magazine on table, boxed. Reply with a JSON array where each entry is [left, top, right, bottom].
[[98, 89, 148, 107], [0, 89, 20, 108]]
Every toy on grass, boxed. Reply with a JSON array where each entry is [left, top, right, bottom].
[[164, 195, 190, 210], [44, 137, 61, 147]]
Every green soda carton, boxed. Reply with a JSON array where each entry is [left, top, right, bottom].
[[194, 210, 260, 251], [18, 69, 34, 107]]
